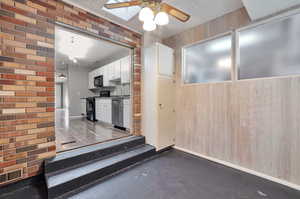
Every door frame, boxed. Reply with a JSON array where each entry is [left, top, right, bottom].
[[54, 22, 137, 152]]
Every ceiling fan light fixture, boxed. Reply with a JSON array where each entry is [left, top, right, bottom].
[[143, 19, 157, 31], [154, 11, 169, 26], [139, 7, 154, 22]]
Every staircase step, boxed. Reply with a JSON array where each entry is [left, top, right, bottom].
[[46, 144, 155, 199], [45, 136, 145, 174]]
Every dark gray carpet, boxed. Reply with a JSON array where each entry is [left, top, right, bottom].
[[1, 149, 299, 199]]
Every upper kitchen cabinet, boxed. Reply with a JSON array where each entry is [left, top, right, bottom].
[[110, 60, 121, 80], [103, 65, 110, 87], [88, 55, 131, 89], [121, 56, 131, 84]]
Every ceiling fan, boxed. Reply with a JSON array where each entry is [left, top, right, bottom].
[[104, 0, 191, 31]]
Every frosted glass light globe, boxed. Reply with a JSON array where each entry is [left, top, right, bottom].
[[143, 20, 157, 31], [139, 7, 154, 22], [154, 11, 169, 26]]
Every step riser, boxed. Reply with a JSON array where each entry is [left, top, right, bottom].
[[48, 148, 155, 199], [45, 137, 145, 174]]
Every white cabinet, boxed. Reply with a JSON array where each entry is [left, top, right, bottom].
[[121, 56, 131, 84], [143, 43, 175, 151], [110, 60, 121, 80], [103, 65, 110, 87], [88, 56, 131, 89], [123, 99, 131, 129], [95, 98, 112, 124]]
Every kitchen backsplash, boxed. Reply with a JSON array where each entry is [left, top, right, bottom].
[[92, 83, 130, 96], [111, 84, 131, 96]]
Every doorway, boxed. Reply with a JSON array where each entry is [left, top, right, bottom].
[[55, 25, 133, 152]]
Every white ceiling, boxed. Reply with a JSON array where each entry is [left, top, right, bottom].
[[63, 0, 244, 38], [242, 0, 300, 20], [55, 26, 129, 71], [61, 0, 300, 39], [156, 0, 244, 38]]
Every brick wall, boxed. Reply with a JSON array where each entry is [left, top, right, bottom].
[[0, 0, 142, 185]]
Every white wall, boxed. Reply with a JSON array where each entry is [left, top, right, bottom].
[[68, 65, 94, 117], [242, 0, 300, 20]]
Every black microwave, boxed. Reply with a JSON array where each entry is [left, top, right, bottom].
[[94, 75, 103, 87]]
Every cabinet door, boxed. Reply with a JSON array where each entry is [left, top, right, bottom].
[[94, 68, 99, 77], [95, 99, 100, 121], [106, 99, 112, 124], [92, 70, 97, 89], [103, 65, 109, 87], [123, 99, 130, 129], [98, 67, 103, 76], [157, 77, 176, 150], [158, 43, 174, 77], [100, 101, 105, 122]]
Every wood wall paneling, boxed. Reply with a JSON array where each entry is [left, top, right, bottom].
[[163, 8, 300, 186]]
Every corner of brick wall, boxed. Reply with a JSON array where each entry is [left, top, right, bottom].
[[0, 0, 142, 186]]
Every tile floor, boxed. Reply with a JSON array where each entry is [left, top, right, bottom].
[[55, 109, 129, 152]]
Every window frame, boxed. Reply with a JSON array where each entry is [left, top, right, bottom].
[[181, 8, 300, 85], [236, 9, 300, 81], [181, 31, 234, 86]]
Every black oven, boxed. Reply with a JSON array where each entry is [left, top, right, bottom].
[[86, 97, 96, 122], [94, 75, 103, 87]]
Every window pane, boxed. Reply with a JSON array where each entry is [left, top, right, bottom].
[[239, 13, 300, 79], [183, 35, 232, 84]]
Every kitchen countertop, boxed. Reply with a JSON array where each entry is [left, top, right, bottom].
[[80, 95, 130, 100]]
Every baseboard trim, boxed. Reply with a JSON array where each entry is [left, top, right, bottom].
[[174, 146, 300, 191]]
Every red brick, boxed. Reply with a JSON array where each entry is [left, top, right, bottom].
[[0, 15, 27, 26], [0, 0, 142, 186]]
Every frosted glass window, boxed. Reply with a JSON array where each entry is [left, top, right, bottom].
[[183, 34, 232, 84], [239, 14, 300, 79]]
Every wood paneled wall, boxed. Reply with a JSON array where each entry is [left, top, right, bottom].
[[163, 8, 300, 186], [0, 0, 142, 185]]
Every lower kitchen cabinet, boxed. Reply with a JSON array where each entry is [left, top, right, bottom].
[[123, 99, 131, 129], [95, 99, 112, 124]]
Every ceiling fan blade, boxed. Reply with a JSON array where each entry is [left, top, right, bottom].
[[161, 3, 190, 22], [104, 1, 141, 9]]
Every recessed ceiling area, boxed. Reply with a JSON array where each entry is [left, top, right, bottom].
[[55, 26, 130, 71], [102, 0, 141, 21]]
